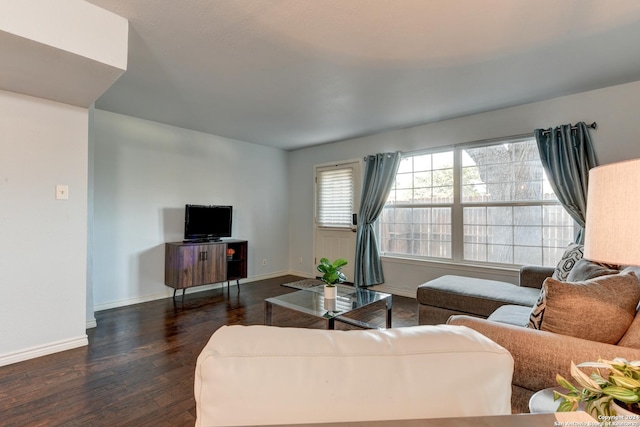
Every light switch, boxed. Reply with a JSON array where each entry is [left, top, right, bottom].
[[56, 184, 69, 200]]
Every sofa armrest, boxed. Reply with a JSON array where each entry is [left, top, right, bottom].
[[519, 266, 554, 289], [447, 315, 640, 393]]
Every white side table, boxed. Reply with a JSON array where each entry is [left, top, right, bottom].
[[529, 387, 585, 413]]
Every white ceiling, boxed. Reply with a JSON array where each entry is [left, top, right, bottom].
[[87, 0, 640, 150]]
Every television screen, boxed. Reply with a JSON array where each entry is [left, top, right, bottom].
[[184, 204, 232, 241]]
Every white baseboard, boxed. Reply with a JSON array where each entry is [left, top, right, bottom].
[[93, 271, 290, 313], [369, 283, 415, 298], [0, 335, 88, 368], [86, 318, 97, 329], [244, 271, 292, 282], [287, 269, 314, 279], [94, 284, 222, 312], [92, 271, 416, 315]]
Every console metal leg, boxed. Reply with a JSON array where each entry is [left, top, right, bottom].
[[386, 297, 393, 328], [172, 288, 186, 303]]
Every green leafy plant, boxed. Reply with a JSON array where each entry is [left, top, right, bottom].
[[316, 257, 348, 286], [555, 358, 640, 417]]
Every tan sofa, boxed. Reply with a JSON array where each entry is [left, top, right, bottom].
[[448, 314, 640, 413], [194, 324, 513, 426], [447, 266, 640, 413]]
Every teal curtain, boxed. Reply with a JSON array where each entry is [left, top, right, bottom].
[[534, 122, 598, 244], [354, 152, 401, 288]]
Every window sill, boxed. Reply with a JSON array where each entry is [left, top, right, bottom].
[[317, 226, 355, 231], [380, 254, 521, 277]]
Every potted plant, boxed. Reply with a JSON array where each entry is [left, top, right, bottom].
[[555, 358, 640, 417], [316, 257, 348, 299], [226, 248, 235, 260]]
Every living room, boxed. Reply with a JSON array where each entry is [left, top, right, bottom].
[[3, 0, 640, 424]]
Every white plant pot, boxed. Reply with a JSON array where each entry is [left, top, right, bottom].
[[612, 401, 639, 418], [325, 298, 337, 312], [324, 285, 337, 299]]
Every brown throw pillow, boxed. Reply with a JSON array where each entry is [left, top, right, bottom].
[[612, 267, 640, 349], [618, 309, 640, 349], [536, 271, 640, 344], [526, 259, 617, 330]]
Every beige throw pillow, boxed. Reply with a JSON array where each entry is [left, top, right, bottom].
[[566, 258, 619, 282], [536, 271, 640, 344]]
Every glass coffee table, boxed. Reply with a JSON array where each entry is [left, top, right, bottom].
[[265, 284, 392, 330]]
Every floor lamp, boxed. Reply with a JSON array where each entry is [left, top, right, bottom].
[[584, 158, 640, 267]]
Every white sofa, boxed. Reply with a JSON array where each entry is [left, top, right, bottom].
[[194, 325, 514, 426]]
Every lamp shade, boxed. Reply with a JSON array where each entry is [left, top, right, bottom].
[[584, 158, 640, 266]]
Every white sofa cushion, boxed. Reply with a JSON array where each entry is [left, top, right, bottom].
[[194, 324, 513, 426]]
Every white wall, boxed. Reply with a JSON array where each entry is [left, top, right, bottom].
[[0, 0, 127, 109], [0, 0, 127, 69], [91, 110, 290, 310], [288, 80, 640, 297], [0, 90, 88, 365], [87, 106, 97, 328], [0, 0, 125, 365]]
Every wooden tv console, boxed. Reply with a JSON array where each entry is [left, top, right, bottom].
[[164, 239, 247, 299]]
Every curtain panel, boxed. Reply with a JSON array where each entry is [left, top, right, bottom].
[[354, 152, 401, 288], [534, 122, 598, 244]]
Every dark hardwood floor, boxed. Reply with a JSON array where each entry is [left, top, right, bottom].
[[0, 275, 418, 426]]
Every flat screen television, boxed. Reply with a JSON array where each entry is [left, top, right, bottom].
[[184, 204, 232, 242]]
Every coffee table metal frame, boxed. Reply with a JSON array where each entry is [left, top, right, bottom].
[[264, 284, 392, 329]]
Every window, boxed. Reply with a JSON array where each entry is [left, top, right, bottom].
[[316, 166, 354, 228], [379, 137, 575, 267], [382, 151, 454, 258]]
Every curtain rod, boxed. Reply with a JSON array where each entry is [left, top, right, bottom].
[[541, 122, 597, 136]]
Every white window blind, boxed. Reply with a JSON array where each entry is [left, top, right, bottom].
[[317, 167, 354, 228]]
